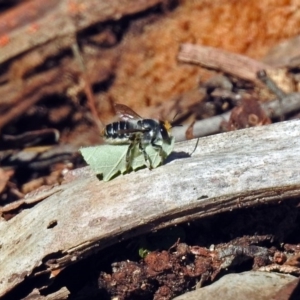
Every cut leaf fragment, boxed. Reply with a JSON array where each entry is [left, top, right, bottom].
[[80, 137, 175, 181]]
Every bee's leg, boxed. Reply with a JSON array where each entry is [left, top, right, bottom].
[[125, 137, 136, 171], [139, 142, 152, 170], [151, 141, 163, 158], [125, 143, 133, 171]]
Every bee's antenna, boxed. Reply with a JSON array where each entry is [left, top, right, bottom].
[[189, 138, 199, 156], [170, 111, 183, 128], [172, 111, 180, 122], [171, 124, 183, 129]]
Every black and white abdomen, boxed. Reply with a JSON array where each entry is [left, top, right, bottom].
[[103, 121, 136, 144]]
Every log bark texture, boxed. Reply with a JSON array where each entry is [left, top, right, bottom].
[[1, 120, 300, 296]]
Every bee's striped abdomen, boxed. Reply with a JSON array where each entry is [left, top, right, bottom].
[[103, 121, 134, 144]]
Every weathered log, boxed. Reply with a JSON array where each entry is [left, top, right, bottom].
[[1, 120, 300, 297]]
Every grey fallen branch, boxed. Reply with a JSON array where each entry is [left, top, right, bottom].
[[172, 92, 300, 142], [1, 120, 300, 297]]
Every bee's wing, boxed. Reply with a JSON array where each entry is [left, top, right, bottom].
[[114, 103, 143, 121]]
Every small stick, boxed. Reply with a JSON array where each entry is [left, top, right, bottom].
[[1, 129, 60, 149], [256, 69, 286, 121], [71, 43, 104, 132]]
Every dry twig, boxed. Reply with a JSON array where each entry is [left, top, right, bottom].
[[178, 43, 274, 83]]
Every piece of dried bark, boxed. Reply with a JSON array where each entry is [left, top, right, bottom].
[[21, 286, 70, 300], [172, 272, 297, 300], [223, 98, 271, 131], [0, 184, 62, 213]]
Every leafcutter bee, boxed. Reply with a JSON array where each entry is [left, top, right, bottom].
[[102, 104, 172, 170]]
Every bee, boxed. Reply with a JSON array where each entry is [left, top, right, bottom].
[[102, 104, 172, 170]]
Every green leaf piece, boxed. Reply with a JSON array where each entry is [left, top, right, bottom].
[[138, 248, 150, 259], [80, 137, 175, 181]]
